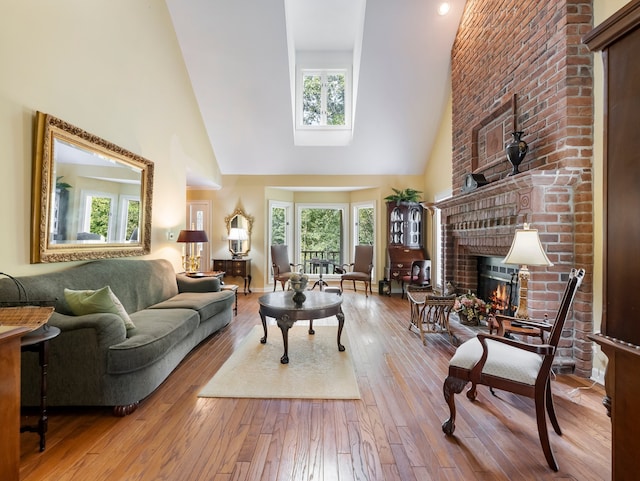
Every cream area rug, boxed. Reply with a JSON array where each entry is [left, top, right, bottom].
[[198, 325, 360, 400]]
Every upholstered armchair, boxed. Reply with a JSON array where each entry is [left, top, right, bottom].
[[401, 259, 431, 298], [442, 268, 585, 471], [339, 245, 374, 297], [270, 245, 302, 291]]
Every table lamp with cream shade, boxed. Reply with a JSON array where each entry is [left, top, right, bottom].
[[177, 229, 208, 274], [502, 223, 553, 319]]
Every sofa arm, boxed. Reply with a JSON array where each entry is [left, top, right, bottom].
[[20, 311, 128, 407], [49, 311, 128, 348], [176, 275, 221, 293]]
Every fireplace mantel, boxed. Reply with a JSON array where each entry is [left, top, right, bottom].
[[434, 166, 591, 375], [437, 167, 584, 212]]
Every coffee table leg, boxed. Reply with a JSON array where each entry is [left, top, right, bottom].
[[276, 314, 294, 364], [309, 319, 315, 335], [259, 310, 267, 344], [336, 309, 345, 352]]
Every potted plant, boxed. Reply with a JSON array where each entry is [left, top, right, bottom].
[[384, 188, 422, 204], [453, 292, 491, 326]]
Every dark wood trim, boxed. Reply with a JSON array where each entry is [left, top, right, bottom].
[[583, 0, 640, 51]]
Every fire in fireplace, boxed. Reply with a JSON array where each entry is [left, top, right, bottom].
[[477, 256, 519, 317]]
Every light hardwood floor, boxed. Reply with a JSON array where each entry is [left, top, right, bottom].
[[20, 286, 611, 481]]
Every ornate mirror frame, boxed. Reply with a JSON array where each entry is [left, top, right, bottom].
[[31, 112, 154, 263], [224, 208, 253, 257]]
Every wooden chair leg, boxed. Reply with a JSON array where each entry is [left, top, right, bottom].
[[340, 279, 344, 293], [535, 386, 559, 471], [545, 377, 562, 435], [418, 310, 427, 346], [466, 382, 478, 401], [364, 281, 369, 297], [442, 376, 467, 435], [352, 281, 356, 291]]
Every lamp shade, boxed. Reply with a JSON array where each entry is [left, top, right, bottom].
[[228, 228, 248, 241], [177, 229, 208, 243], [502, 223, 553, 267]]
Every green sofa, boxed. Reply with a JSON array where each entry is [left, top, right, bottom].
[[0, 259, 234, 415]]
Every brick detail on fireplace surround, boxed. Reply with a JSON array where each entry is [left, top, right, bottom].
[[442, 0, 595, 377], [438, 169, 593, 376]]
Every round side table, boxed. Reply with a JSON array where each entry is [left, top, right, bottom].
[[21, 324, 60, 452]]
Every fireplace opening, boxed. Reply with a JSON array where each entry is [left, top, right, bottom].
[[477, 256, 519, 317]]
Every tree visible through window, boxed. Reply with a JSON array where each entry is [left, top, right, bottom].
[[298, 206, 345, 266], [271, 206, 286, 245], [301, 70, 346, 127], [126, 200, 140, 240], [357, 207, 374, 245], [89, 197, 111, 238]]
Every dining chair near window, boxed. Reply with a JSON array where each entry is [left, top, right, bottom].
[[270, 245, 302, 291], [441, 268, 585, 471], [339, 245, 374, 297]]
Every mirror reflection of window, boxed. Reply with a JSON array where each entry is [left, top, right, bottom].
[[32, 112, 154, 262], [80, 193, 114, 242], [119, 196, 140, 242], [51, 138, 143, 244]]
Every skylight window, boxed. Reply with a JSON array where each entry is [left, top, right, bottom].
[[292, 63, 354, 146], [298, 68, 351, 130]]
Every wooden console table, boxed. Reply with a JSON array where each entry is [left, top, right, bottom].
[[213, 258, 252, 294]]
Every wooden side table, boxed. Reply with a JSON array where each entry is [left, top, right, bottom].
[[212, 258, 252, 294], [221, 284, 239, 315], [181, 270, 225, 279], [21, 325, 61, 452]]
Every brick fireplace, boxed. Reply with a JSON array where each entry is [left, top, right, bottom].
[[436, 0, 595, 377]]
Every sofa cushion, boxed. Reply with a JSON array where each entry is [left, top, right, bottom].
[[107, 308, 199, 374], [149, 290, 234, 323], [64, 286, 135, 330]]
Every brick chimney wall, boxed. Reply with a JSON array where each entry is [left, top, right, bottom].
[[440, 0, 594, 376]]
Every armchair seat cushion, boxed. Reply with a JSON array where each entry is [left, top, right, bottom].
[[341, 272, 370, 281], [450, 338, 543, 385]]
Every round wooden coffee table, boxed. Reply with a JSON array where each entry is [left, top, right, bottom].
[[258, 291, 344, 364]]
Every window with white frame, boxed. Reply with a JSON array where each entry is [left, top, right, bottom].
[[297, 68, 350, 129]]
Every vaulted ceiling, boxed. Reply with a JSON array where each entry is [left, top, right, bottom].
[[166, 0, 465, 184]]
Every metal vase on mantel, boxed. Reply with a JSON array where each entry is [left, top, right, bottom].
[[505, 131, 528, 175]]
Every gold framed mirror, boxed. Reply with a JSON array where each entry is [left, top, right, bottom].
[[224, 208, 253, 258], [31, 112, 154, 263]]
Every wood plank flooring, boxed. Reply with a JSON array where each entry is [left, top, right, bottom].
[[20, 286, 611, 480]]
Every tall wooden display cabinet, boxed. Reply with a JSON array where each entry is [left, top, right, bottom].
[[385, 202, 426, 288], [583, 1, 640, 479]]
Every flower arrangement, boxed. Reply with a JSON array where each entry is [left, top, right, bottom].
[[453, 293, 491, 325]]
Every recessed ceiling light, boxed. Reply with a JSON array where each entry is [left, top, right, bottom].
[[438, 2, 450, 16]]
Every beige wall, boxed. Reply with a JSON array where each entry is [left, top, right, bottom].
[[189, 175, 425, 291], [0, 0, 220, 276]]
